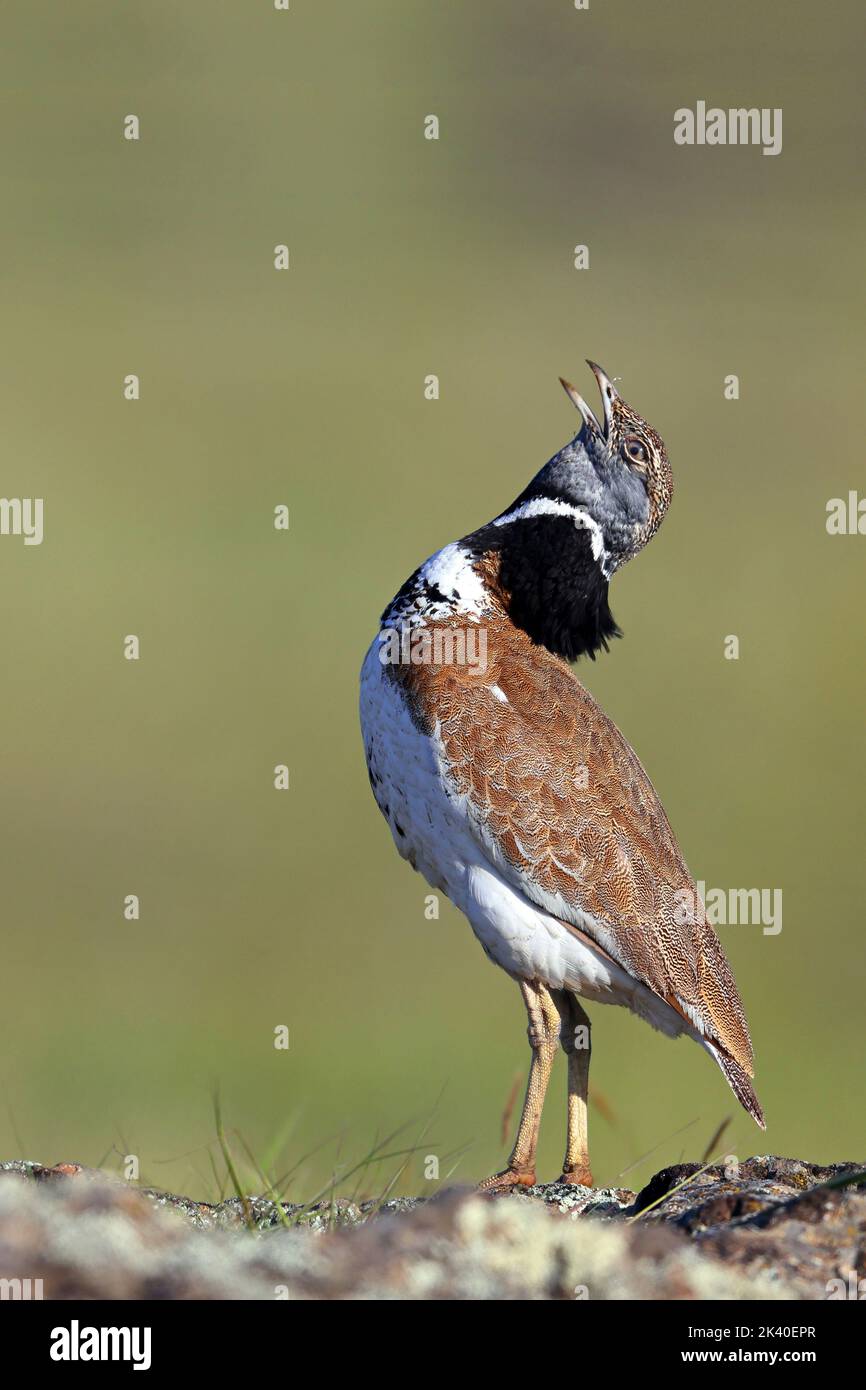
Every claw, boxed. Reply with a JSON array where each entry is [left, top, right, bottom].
[[477, 1168, 537, 1195]]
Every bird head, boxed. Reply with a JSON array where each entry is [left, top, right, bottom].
[[541, 361, 673, 575]]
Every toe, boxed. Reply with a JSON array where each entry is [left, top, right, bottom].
[[558, 1165, 593, 1187], [477, 1168, 536, 1195]]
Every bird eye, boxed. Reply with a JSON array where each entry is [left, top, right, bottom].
[[622, 436, 648, 469]]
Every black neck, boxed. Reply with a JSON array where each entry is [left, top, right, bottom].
[[465, 516, 620, 662]]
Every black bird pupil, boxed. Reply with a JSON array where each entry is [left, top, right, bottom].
[[626, 439, 646, 462]]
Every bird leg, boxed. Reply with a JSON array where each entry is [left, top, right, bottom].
[[554, 991, 594, 1186], [478, 979, 560, 1194]]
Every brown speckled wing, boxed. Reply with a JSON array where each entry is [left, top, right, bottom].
[[395, 611, 756, 1080]]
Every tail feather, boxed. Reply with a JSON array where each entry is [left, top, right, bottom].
[[707, 1043, 766, 1129]]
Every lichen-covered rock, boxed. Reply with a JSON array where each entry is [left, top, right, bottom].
[[695, 1176, 866, 1300], [625, 1155, 866, 1300], [630, 1156, 863, 1229], [0, 1155, 862, 1300]]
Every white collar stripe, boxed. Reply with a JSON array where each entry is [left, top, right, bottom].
[[492, 498, 605, 563]]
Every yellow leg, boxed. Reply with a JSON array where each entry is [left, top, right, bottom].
[[478, 980, 560, 1193], [555, 992, 594, 1186]]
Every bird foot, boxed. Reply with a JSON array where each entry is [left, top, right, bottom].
[[558, 1164, 593, 1187], [477, 1167, 537, 1195]]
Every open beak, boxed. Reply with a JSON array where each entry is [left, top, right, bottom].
[[559, 376, 603, 438], [586, 360, 617, 439], [559, 361, 617, 441]]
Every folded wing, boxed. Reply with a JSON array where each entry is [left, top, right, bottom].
[[399, 620, 763, 1124]]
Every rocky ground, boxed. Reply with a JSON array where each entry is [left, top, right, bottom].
[[0, 1156, 863, 1300]]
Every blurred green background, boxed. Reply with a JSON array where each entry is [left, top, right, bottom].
[[0, 1, 862, 1200]]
